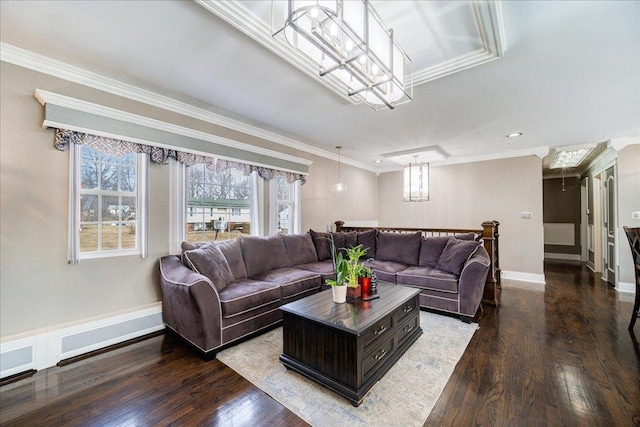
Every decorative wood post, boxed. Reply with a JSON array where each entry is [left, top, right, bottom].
[[481, 220, 500, 306]]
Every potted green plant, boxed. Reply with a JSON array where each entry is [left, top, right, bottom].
[[324, 234, 348, 303], [344, 244, 367, 300], [326, 251, 348, 303], [358, 265, 372, 296]]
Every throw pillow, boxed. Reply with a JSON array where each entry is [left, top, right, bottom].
[[182, 242, 234, 292], [341, 231, 358, 256], [436, 239, 482, 277], [240, 234, 289, 277], [357, 229, 377, 259], [282, 233, 318, 266], [376, 232, 422, 265], [330, 232, 345, 256], [310, 229, 332, 261], [418, 236, 451, 268], [181, 241, 207, 252], [454, 232, 476, 241], [216, 239, 248, 279]]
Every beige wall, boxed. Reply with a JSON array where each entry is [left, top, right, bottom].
[[377, 156, 545, 277], [302, 156, 378, 232], [0, 64, 171, 337], [0, 62, 376, 338], [617, 143, 640, 286], [2, 59, 632, 341]]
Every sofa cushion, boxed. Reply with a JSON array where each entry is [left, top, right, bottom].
[[357, 229, 377, 259], [181, 241, 207, 252], [216, 239, 248, 279], [454, 232, 477, 241], [376, 231, 422, 265], [218, 279, 281, 318], [341, 231, 358, 254], [369, 259, 410, 284], [182, 243, 234, 292], [240, 234, 289, 277], [396, 266, 459, 293], [310, 230, 332, 261], [282, 233, 318, 266], [251, 267, 321, 299], [296, 260, 336, 282], [436, 239, 482, 277], [419, 236, 451, 268]]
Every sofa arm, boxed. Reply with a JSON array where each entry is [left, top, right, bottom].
[[159, 255, 222, 353], [457, 247, 490, 318]]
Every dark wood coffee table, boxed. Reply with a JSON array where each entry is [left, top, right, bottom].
[[279, 283, 422, 406]]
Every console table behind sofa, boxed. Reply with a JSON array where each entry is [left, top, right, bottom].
[[335, 220, 501, 306]]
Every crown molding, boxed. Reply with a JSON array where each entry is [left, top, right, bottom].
[[610, 137, 640, 151], [413, 0, 506, 85], [199, 0, 506, 88], [1, 42, 377, 173], [35, 89, 314, 172], [376, 145, 551, 173], [195, 0, 358, 105]]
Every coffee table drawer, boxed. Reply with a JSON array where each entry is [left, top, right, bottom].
[[363, 316, 393, 351], [396, 314, 420, 347], [394, 297, 418, 325], [363, 336, 395, 379]]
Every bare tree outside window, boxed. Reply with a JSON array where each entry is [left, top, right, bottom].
[[78, 146, 139, 253], [185, 163, 251, 242]]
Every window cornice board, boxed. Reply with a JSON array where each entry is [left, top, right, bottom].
[[36, 89, 311, 175]]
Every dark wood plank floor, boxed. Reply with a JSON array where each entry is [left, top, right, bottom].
[[1, 261, 639, 426]]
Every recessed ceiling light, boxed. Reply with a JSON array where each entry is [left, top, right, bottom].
[[373, 160, 383, 163], [507, 132, 523, 138]]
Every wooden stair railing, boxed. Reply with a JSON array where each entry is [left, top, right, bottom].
[[335, 220, 501, 306]]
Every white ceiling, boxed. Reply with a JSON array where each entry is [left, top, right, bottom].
[[1, 1, 638, 173]]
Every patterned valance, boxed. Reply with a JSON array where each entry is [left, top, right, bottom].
[[54, 128, 307, 184]]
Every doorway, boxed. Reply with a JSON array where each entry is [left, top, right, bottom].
[[602, 166, 617, 286]]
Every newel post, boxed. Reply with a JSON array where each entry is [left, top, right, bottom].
[[481, 220, 500, 306]]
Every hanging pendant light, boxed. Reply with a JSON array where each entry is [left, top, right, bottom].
[[403, 155, 429, 202], [332, 146, 348, 192]]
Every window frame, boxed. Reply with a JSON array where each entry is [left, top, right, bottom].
[[69, 144, 148, 262], [269, 177, 301, 235], [182, 164, 259, 244]]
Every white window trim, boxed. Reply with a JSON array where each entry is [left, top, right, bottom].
[[69, 144, 148, 263], [250, 171, 264, 237], [269, 179, 301, 235], [169, 159, 186, 254]]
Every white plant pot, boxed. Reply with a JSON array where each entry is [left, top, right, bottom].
[[332, 286, 347, 303]]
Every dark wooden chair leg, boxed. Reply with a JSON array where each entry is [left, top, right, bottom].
[[629, 268, 639, 331]]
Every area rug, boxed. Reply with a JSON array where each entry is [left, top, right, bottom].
[[217, 311, 478, 427]]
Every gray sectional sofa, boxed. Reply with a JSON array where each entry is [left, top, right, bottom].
[[159, 229, 490, 355]]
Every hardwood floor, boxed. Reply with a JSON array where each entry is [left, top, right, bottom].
[[2, 261, 639, 426]]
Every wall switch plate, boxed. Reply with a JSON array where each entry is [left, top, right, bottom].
[[633, 211, 640, 220], [521, 211, 533, 219]]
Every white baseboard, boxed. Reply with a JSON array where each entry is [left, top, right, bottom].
[[544, 253, 581, 261], [617, 281, 637, 294], [501, 270, 546, 284], [0, 304, 164, 379]]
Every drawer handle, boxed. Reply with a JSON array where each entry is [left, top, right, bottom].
[[403, 305, 414, 313], [403, 325, 414, 333], [373, 325, 387, 335], [374, 349, 387, 360]]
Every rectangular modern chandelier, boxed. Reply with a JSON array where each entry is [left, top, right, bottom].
[[272, 0, 413, 110], [403, 161, 429, 202]]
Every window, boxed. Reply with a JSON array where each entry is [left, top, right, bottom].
[[72, 145, 147, 260], [270, 176, 300, 235], [185, 164, 252, 242]]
